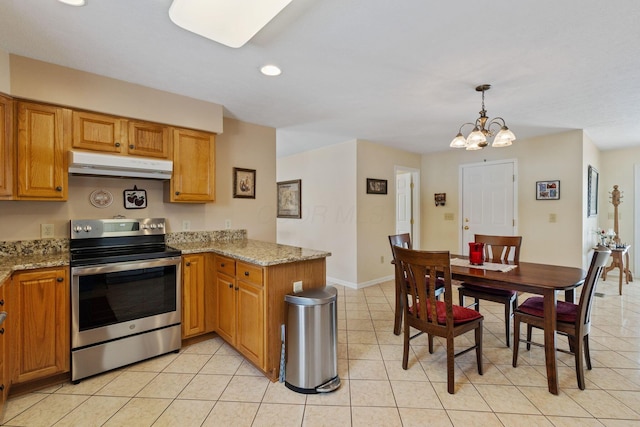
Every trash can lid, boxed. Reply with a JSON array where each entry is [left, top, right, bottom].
[[285, 285, 337, 305]]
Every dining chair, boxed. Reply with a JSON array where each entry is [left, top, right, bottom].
[[393, 246, 483, 394], [389, 234, 445, 335], [512, 248, 611, 390], [457, 234, 523, 347]]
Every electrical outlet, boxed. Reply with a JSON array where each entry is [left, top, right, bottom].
[[293, 281, 303, 293], [225, 219, 231, 229], [549, 213, 557, 223], [41, 223, 54, 238], [182, 220, 191, 231]]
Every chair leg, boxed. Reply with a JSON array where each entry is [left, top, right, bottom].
[[428, 334, 434, 354], [402, 320, 410, 370], [394, 281, 402, 335], [446, 336, 455, 394], [584, 334, 592, 370], [504, 299, 511, 348], [512, 314, 520, 368], [526, 324, 533, 351], [476, 322, 483, 375], [458, 291, 465, 307], [573, 334, 585, 390]]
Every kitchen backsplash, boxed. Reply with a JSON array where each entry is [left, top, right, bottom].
[[0, 230, 247, 257]]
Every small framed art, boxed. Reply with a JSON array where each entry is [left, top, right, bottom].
[[277, 179, 301, 218], [536, 180, 560, 200], [233, 167, 256, 199], [123, 185, 147, 209], [366, 178, 387, 195]]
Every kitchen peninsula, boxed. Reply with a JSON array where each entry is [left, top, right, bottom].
[[168, 231, 331, 381]]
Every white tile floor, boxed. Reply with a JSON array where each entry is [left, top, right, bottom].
[[3, 274, 640, 426]]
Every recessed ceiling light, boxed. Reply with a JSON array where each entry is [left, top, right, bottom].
[[57, 0, 86, 6], [260, 65, 282, 76], [169, 0, 293, 48]]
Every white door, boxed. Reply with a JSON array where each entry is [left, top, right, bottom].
[[460, 160, 517, 254], [396, 172, 412, 235], [395, 167, 420, 248]]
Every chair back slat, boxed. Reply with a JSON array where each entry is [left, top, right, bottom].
[[389, 233, 412, 251], [475, 234, 522, 263], [394, 246, 452, 326], [579, 249, 611, 327]]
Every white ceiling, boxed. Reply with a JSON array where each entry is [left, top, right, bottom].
[[1, 0, 640, 158]]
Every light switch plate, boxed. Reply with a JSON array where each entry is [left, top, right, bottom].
[[41, 223, 54, 238], [293, 281, 303, 293]]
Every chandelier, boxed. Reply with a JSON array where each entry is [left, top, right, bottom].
[[449, 84, 516, 150]]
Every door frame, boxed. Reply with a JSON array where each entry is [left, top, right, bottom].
[[458, 158, 519, 254], [394, 166, 421, 249]]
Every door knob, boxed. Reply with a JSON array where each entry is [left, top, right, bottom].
[[464, 226, 469, 230]]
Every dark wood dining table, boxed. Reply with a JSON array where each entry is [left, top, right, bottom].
[[450, 256, 586, 395]]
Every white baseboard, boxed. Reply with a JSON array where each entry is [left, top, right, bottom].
[[327, 275, 394, 290]]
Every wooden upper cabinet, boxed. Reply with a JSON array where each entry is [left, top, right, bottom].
[[16, 102, 70, 201], [128, 120, 170, 159], [0, 94, 13, 199], [72, 110, 126, 154], [165, 127, 215, 203], [72, 111, 169, 159]]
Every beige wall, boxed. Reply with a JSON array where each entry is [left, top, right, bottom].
[[422, 130, 587, 268], [0, 117, 276, 242], [9, 55, 223, 134], [277, 139, 422, 287], [600, 145, 640, 270], [0, 50, 9, 93], [0, 54, 277, 242], [356, 140, 421, 285], [277, 141, 358, 285]]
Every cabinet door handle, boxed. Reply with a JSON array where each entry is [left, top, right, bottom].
[[228, 283, 233, 288], [221, 263, 225, 267], [0, 299, 4, 306], [57, 277, 64, 282], [115, 142, 120, 147], [0, 385, 4, 392], [175, 191, 180, 196], [244, 271, 249, 276], [129, 144, 134, 149], [55, 186, 62, 192], [0, 328, 4, 335], [186, 262, 191, 266], [234, 287, 239, 291]]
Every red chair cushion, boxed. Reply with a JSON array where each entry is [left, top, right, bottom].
[[410, 301, 483, 325], [517, 296, 578, 323], [460, 282, 517, 297]]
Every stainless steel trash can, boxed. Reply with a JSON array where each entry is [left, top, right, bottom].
[[284, 286, 340, 394]]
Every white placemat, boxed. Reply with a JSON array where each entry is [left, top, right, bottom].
[[450, 257, 518, 273]]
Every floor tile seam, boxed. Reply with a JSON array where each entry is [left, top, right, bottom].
[[0, 392, 83, 427], [599, 388, 640, 418]]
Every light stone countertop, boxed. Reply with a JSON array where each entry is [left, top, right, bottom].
[[169, 239, 331, 266], [0, 236, 330, 282]]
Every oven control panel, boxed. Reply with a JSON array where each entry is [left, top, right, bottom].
[[70, 218, 167, 239]]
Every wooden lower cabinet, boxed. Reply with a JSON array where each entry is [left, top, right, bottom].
[[214, 254, 326, 380], [10, 267, 69, 385], [0, 278, 8, 413], [181, 254, 207, 338]]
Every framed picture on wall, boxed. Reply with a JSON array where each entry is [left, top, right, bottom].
[[233, 167, 256, 199], [536, 180, 560, 200], [277, 179, 302, 218], [588, 165, 598, 217], [366, 178, 387, 195]]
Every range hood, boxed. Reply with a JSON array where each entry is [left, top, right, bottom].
[[69, 151, 173, 179]]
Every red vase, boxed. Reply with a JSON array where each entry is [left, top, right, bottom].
[[469, 242, 485, 265]]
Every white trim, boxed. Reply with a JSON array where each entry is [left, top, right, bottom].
[[327, 275, 394, 290], [635, 163, 640, 274]]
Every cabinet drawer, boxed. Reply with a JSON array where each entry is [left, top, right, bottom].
[[237, 262, 263, 287], [215, 255, 236, 276]]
